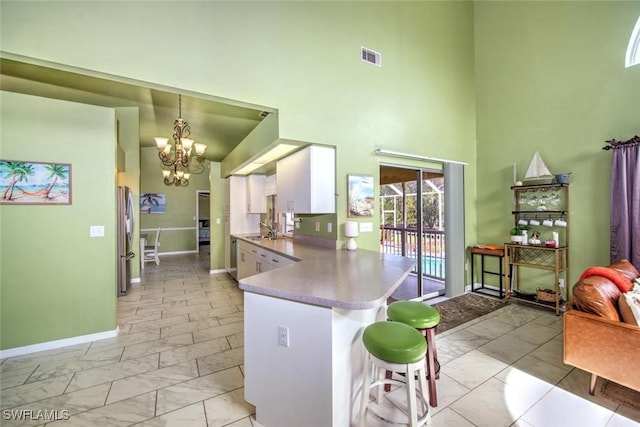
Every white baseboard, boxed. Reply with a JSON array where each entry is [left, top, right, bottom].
[[0, 327, 120, 359], [158, 250, 198, 256], [130, 277, 141, 284], [209, 268, 228, 275]]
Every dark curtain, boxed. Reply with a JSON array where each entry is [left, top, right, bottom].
[[605, 136, 640, 269]]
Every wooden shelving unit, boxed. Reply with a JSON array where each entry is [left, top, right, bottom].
[[504, 183, 570, 315]]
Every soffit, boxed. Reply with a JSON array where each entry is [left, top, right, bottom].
[[0, 58, 270, 162]]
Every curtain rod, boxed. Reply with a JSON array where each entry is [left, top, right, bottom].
[[602, 135, 640, 151], [374, 149, 469, 166]]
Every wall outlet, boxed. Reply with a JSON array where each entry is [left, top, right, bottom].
[[327, 222, 332, 233], [278, 325, 290, 347], [559, 278, 565, 288], [315, 221, 320, 232]]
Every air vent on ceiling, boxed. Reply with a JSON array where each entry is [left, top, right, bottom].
[[361, 47, 381, 67]]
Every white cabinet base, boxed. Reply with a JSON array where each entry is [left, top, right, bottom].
[[244, 292, 382, 427]]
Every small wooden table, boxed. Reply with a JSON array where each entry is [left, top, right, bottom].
[[470, 245, 508, 299]]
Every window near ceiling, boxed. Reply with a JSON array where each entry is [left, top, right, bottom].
[[626, 16, 640, 67]]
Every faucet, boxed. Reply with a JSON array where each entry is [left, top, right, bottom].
[[260, 221, 278, 240]]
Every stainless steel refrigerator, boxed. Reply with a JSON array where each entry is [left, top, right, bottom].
[[117, 186, 135, 296]]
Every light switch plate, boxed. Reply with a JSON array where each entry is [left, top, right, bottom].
[[89, 225, 104, 237], [360, 222, 373, 232]]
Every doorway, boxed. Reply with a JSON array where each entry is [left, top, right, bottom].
[[380, 164, 446, 300], [196, 191, 210, 255]]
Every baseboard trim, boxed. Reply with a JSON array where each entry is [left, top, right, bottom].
[[130, 277, 141, 284], [0, 327, 120, 358], [209, 268, 228, 275]]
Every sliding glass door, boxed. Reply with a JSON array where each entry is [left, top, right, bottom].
[[380, 165, 445, 300]]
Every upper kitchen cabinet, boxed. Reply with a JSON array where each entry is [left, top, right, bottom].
[[225, 176, 260, 234], [265, 174, 277, 196], [277, 145, 335, 214], [247, 175, 266, 213]]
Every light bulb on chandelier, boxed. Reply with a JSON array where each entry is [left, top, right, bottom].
[[155, 94, 206, 187]]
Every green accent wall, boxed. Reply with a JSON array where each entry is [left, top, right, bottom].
[[0, 0, 478, 256], [139, 147, 211, 254], [474, 1, 640, 287], [0, 91, 117, 349], [2, 1, 638, 351], [116, 107, 141, 280]]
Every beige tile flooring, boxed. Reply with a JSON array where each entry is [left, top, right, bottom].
[[0, 250, 639, 427]]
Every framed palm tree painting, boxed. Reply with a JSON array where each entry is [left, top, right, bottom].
[[140, 193, 166, 214], [0, 160, 71, 205]]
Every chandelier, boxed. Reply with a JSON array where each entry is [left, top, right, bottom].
[[154, 94, 206, 186]]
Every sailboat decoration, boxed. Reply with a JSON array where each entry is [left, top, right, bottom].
[[523, 151, 554, 185]]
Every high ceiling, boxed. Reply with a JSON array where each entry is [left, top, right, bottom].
[[0, 58, 272, 162]]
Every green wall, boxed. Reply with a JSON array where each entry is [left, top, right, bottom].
[[139, 147, 211, 254], [0, 0, 478, 254], [3, 1, 636, 350], [474, 1, 640, 288], [0, 92, 117, 349], [115, 107, 141, 280]]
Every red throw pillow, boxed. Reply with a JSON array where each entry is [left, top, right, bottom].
[[580, 266, 633, 293]]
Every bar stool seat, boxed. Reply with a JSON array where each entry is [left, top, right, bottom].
[[387, 301, 441, 407], [359, 321, 430, 427]]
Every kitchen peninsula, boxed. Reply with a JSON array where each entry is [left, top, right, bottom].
[[236, 234, 415, 427]]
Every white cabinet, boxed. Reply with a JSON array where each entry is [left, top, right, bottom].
[[237, 240, 296, 280], [277, 145, 335, 214], [247, 175, 266, 213], [225, 177, 260, 275], [265, 174, 277, 196]]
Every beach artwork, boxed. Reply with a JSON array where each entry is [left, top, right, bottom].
[[0, 160, 71, 205], [348, 174, 375, 217], [141, 193, 166, 214]]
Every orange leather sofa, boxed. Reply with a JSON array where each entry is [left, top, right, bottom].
[[563, 259, 640, 395]]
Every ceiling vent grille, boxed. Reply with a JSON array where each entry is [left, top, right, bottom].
[[361, 47, 381, 67]]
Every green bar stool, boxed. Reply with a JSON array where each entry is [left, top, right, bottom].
[[359, 321, 431, 427], [387, 301, 441, 407]]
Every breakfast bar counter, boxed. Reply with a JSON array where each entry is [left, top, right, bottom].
[[236, 235, 415, 427]]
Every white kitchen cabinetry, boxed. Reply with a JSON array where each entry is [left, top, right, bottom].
[[238, 244, 270, 279], [264, 174, 277, 196], [246, 175, 266, 213], [277, 145, 335, 214], [225, 177, 260, 276], [237, 240, 296, 280]]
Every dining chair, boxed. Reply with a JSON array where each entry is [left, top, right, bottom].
[[143, 228, 161, 266]]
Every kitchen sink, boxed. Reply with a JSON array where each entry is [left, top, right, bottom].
[[246, 235, 278, 241]]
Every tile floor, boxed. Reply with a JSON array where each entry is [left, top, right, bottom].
[[1, 251, 639, 427]]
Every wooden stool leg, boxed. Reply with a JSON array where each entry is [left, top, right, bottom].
[[423, 327, 438, 407], [430, 328, 439, 379], [384, 369, 393, 392]]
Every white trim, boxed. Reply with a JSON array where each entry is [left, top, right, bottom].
[[0, 327, 119, 358], [140, 227, 195, 232], [375, 148, 469, 166], [158, 250, 198, 256], [210, 268, 228, 275], [626, 16, 640, 68], [130, 277, 141, 284]]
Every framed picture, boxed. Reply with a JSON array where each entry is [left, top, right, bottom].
[[348, 174, 374, 217], [140, 193, 166, 214], [0, 160, 72, 205]]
